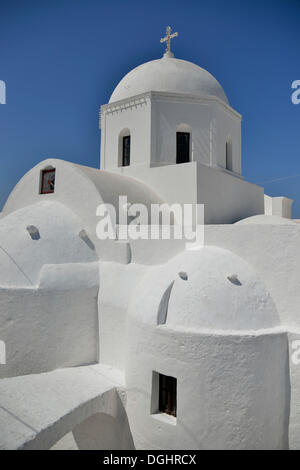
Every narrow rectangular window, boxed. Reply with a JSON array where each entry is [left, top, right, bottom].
[[122, 135, 131, 167], [159, 373, 177, 417], [176, 132, 190, 164], [40, 169, 56, 194], [226, 140, 233, 171]]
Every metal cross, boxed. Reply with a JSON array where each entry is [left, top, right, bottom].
[[160, 26, 178, 57]]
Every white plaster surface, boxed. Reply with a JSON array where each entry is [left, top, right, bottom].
[[125, 322, 289, 449], [0, 200, 96, 287], [288, 331, 300, 449], [236, 214, 296, 225], [109, 57, 229, 104], [108, 162, 263, 224], [123, 247, 289, 449], [0, 364, 129, 450], [51, 432, 78, 450], [102, 92, 241, 173], [167, 248, 280, 330], [128, 246, 280, 331], [0, 258, 99, 378], [0, 45, 299, 451], [0, 282, 99, 378], [98, 262, 146, 370], [265, 195, 293, 218], [3, 159, 166, 260], [204, 224, 300, 329]]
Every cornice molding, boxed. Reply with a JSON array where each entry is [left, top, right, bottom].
[[99, 90, 241, 127], [99, 95, 149, 128]]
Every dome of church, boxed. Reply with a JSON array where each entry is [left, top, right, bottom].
[[109, 56, 229, 104], [129, 247, 280, 331], [0, 200, 97, 287], [166, 247, 280, 331]]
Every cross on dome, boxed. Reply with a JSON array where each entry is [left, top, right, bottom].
[[160, 26, 178, 58]]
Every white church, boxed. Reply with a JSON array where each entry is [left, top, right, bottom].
[[0, 27, 300, 450]]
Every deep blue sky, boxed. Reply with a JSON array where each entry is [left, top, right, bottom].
[[0, 0, 299, 215]]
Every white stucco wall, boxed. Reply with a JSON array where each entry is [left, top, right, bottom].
[[204, 224, 300, 329], [101, 91, 241, 174], [151, 96, 213, 167], [0, 262, 99, 379], [265, 195, 293, 219], [110, 161, 264, 224], [151, 94, 241, 172], [72, 410, 134, 450], [2, 159, 166, 261], [121, 247, 289, 449], [2, 159, 106, 256], [288, 331, 300, 450], [125, 324, 289, 450], [0, 43, 299, 451], [101, 95, 151, 170], [98, 262, 145, 370], [196, 163, 264, 223], [0, 200, 97, 286], [214, 103, 241, 174], [110, 160, 197, 208], [0, 197, 101, 378]]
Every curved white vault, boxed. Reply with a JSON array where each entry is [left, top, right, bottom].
[[0, 365, 134, 450]]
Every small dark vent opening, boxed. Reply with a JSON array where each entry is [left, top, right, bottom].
[[78, 229, 95, 251], [26, 225, 40, 240]]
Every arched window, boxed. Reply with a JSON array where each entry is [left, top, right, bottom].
[[176, 124, 191, 164], [40, 166, 56, 194], [226, 138, 233, 171], [118, 129, 131, 167], [122, 135, 131, 167]]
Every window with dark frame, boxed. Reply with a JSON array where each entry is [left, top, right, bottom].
[[40, 168, 56, 194], [159, 373, 177, 417], [176, 132, 190, 164], [226, 140, 233, 171], [122, 135, 131, 167]]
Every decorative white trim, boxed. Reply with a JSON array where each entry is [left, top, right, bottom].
[[100, 95, 149, 125], [100, 90, 241, 122]]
